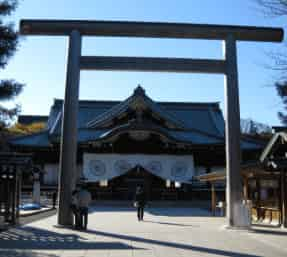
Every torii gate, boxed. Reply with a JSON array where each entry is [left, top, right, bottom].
[[20, 20, 283, 228]]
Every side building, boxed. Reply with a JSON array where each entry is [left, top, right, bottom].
[[10, 86, 265, 200]]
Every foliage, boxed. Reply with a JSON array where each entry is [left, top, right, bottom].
[[8, 122, 46, 135], [255, 0, 287, 16], [274, 81, 287, 124], [0, 0, 17, 16], [255, 0, 287, 125], [0, 0, 24, 129]]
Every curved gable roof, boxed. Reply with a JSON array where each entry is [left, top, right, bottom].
[[260, 132, 287, 163], [45, 86, 225, 139], [86, 86, 186, 130]]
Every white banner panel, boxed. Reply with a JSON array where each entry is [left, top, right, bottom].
[[83, 153, 194, 183]]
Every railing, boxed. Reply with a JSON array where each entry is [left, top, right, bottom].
[[20, 191, 57, 207]]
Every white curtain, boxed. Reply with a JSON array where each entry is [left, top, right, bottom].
[[83, 153, 194, 183]]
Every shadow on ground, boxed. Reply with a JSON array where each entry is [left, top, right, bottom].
[[89, 206, 134, 213], [146, 207, 214, 217], [251, 228, 287, 236], [82, 229, 262, 257], [90, 206, 215, 217], [0, 226, 144, 250], [0, 250, 58, 257], [142, 220, 195, 227]]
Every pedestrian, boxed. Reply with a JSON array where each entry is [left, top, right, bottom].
[[134, 185, 146, 221], [77, 184, 92, 230], [71, 189, 80, 229], [52, 191, 57, 209]]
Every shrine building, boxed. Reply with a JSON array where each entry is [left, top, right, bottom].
[[10, 86, 264, 200]]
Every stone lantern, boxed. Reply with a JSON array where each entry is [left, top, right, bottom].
[[32, 168, 41, 205]]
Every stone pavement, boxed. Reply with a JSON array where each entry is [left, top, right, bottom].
[[0, 207, 286, 257]]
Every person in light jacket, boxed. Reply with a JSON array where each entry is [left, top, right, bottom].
[[77, 184, 92, 230]]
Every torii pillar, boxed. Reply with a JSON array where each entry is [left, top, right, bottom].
[[58, 30, 81, 225], [224, 34, 243, 227]]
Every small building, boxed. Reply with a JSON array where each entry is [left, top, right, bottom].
[[197, 128, 287, 227], [10, 86, 264, 200], [260, 128, 287, 227]]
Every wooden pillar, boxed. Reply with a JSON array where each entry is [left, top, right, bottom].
[[280, 171, 287, 228], [15, 166, 21, 224], [211, 183, 216, 216], [223, 34, 244, 227], [11, 166, 16, 225], [243, 176, 249, 202], [57, 30, 81, 226], [257, 177, 261, 220], [32, 172, 41, 205], [144, 171, 151, 201]]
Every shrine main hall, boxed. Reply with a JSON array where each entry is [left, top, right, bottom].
[[10, 86, 264, 200]]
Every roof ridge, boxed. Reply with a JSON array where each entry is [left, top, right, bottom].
[[52, 98, 220, 107], [9, 130, 49, 142], [86, 87, 186, 129]]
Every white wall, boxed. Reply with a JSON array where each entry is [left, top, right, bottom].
[[83, 153, 195, 183]]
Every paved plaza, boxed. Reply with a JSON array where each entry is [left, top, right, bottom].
[[0, 207, 287, 257]]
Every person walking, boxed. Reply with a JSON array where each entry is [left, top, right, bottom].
[[77, 184, 92, 230], [134, 185, 146, 221]]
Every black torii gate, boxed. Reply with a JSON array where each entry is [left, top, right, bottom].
[[20, 20, 283, 228]]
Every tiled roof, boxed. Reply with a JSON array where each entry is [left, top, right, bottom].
[[10, 128, 263, 150], [47, 87, 224, 138], [9, 132, 51, 147], [9, 87, 263, 151], [18, 115, 48, 125], [260, 132, 287, 162], [87, 86, 185, 130]]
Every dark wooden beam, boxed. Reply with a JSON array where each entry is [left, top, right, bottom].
[[80, 56, 226, 74], [211, 183, 216, 216], [20, 20, 284, 42], [281, 171, 287, 228]]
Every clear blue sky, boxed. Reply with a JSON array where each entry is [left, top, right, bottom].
[[1, 0, 286, 125]]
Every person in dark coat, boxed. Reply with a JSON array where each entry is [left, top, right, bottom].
[[71, 189, 80, 229], [52, 191, 57, 209], [134, 185, 146, 221]]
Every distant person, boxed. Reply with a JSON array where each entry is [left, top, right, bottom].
[[52, 191, 57, 209], [134, 185, 146, 221], [77, 184, 92, 230], [71, 189, 80, 229]]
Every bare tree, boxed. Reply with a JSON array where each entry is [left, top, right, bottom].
[[255, 0, 287, 124], [256, 0, 287, 17]]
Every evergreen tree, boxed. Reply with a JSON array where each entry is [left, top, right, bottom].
[[0, 0, 24, 129]]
